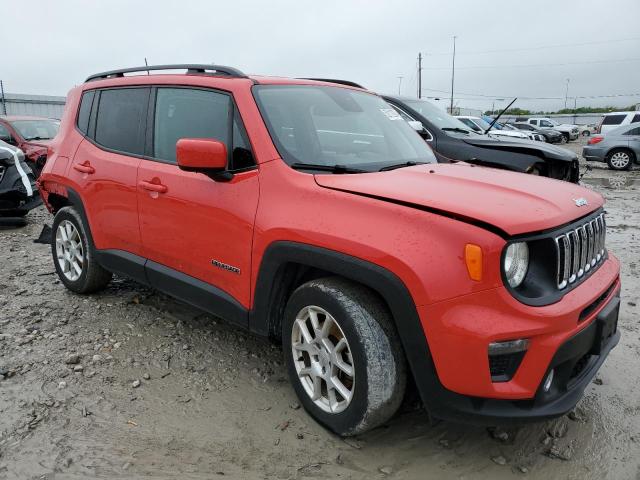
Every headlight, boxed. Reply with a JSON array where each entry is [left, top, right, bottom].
[[503, 242, 529, 288]]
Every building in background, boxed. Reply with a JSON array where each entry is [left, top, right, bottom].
[[0, 93, 66, 119]]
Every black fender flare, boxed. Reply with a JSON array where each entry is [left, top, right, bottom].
[[249, 241, 440, 407]]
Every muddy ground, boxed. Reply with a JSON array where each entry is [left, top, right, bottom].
[[0, 138, 639, 480]]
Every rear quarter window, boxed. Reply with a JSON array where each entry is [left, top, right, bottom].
[[76, 90, 95, 135], [631, 114, 640, 123], [602, 114, 626, 125]]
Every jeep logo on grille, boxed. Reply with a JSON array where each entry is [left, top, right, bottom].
[[573, 198, 588, 207]]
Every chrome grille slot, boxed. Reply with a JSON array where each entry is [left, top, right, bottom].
[[555, 213, 606, 289], [0, 166, 5, 183]]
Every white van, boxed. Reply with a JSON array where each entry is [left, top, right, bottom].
[[597, 111, 640, 134]]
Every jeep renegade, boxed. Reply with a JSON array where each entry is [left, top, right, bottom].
[[38, 64, 621, 436]]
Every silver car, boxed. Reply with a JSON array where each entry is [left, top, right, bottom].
[[582, 123, 640, 170]]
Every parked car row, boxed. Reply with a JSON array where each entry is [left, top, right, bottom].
[[37, 64, 620, 436]]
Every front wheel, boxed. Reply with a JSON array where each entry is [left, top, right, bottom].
[[282, 277, 406, 436]]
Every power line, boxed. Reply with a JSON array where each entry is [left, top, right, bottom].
[[422, 57, 640, 71], [420, 87, 640, 100], [426, 36, 640, 56]]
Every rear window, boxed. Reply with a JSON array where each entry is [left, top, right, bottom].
[[632, 114, 640, 123], [76, 90, 95, 135], [94, 88, 149, 155], [602, 114, 626, 125]]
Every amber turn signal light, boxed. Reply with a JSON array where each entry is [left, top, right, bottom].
[[465, 244, 483, 281]]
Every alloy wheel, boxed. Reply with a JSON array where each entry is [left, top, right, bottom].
[[55, 220, 84, 281], [291, 305, 355, 414], [610, 152, 630, 169]]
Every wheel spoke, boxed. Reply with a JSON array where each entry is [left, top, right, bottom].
[[308, 308, 320, 330], [320, 314, 334, 339], [295, 318, 314, 344], [311, 375, 322, 401], [331, 376, 352, 403], [334, 356, 354, 377]]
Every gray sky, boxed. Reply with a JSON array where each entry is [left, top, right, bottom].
[[3, 0, 640, 112]]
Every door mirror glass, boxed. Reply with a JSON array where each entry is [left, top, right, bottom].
[[176, 138, 227, 171]]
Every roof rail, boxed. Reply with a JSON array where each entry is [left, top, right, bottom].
[[86, 64, 247, 82], [300, 78, 365, 89]]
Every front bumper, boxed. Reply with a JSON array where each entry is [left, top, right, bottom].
[[414, 255, 620, 425]]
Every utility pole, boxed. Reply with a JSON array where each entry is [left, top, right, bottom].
[[417, 53, 422, 98], [0, 80, 6, 115], [564, 78, 570, 110], [397, 76, 403, 95], [450, 36, 457, 114]]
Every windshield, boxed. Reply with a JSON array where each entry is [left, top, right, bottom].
[[254, 86, 436, 170], [399, 99, 476, 134], [10, 119, 59, 141], [470, 117, 493, 131]]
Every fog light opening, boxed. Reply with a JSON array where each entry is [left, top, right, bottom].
[[543, 369, 555, 392]]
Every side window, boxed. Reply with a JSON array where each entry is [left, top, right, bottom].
[[94, 88, 149, 155], [231, 110, 255, 170], [540, 120, 553, 127], [153, 88, 230, 164], [530, 120, 538, 126], [631, 114, 640, 123], [76, 90, 95, 135], [0, 123, 11, 143], [602, 114, 626, 126], [623, 126, 640, 136]]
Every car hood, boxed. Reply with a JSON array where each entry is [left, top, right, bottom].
[[314, 163, 602, 236], [460, 135, 577, 161]]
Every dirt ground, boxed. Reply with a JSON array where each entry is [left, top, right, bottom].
[[1, 138, 639, 480]]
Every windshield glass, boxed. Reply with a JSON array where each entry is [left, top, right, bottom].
[[470, 117, 493, 131], [10, 119, 59, 140], [254, 86, 436, 170], [401, 99, 475, 133]]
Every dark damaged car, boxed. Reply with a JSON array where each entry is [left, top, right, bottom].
[[383, 95, 580, 183], [0, 140, 40, 217]]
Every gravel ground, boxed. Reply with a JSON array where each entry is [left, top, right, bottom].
[[0, 137, 639, 479]]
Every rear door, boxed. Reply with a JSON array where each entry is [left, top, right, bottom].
[[624, 126, 640, 158], [71, 87, 149, 258], [137, 86, 259, 321]]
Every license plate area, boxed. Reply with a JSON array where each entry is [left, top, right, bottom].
[[590, 295, 620, 355]]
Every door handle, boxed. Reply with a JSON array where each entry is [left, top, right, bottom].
[[73, 161, 95, 174], [139, 180, 168, 194]]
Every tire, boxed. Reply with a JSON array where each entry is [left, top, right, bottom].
[[51, 206, 112, 293], [606, 148, 634, 171], [561, 133, 570, 143], [581, 130, 591, 137], [282, 277, 406, 436]]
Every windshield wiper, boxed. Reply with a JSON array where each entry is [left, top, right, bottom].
[[379, 161, 429, 172], [442, 127, 470, 134], [289, 162, 367, 174], [25, 136, 51, 141]]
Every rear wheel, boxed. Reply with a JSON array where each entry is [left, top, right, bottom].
[[606, 149, 633, 171], [52, 207, 112, 293], [282, 277, 406, 436]]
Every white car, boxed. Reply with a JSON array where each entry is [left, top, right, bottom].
[[596, 111, 640, 134], [456, 116, 533, 140], [520, 118, 579, 142]]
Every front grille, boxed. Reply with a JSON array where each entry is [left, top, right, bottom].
[[554, 213, 606, 289], [0, 165, 5, 183]]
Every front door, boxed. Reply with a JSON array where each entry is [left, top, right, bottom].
[[137, 87, 259, 321]]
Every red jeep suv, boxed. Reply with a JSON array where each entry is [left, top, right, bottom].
[[38, 64, 621, 436]]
